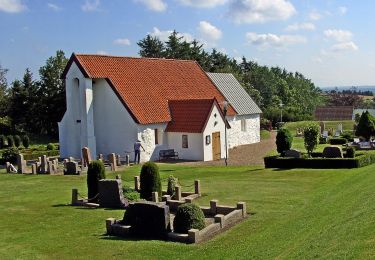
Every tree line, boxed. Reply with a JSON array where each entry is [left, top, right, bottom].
[[0, 30, 325, 138]]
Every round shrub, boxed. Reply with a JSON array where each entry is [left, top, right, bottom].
[[276, 128, 293, 156], [87, 160, 106, 202], [46, 143, 55, 150], [346, 147, 356, 158], [13, 135, 21, 148], [7, 135, 14, 147], [173, 203, 205, 233], [355, 111, 375, 141], [167, 175, 178, 198], [140, 162, 161, 200], [22, 135, 30, 148], [0, 135, 5, 149], [2, 147, 19, 164]]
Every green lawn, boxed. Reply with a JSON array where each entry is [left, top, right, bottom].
[[1, 164, 375, 259], [284, 120, 355, 133]]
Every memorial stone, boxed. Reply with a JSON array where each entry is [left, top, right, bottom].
[[98, 179, 128, 208]]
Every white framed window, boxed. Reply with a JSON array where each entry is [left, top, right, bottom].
[[241, 119, 247, 132]]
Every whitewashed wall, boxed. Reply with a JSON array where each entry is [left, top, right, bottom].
[[167, 132, 203, 161], [227, 114, 260, 149], [202, 104, 227, 161], [137, 123, 168, 162], [59, 62, 96, 158]]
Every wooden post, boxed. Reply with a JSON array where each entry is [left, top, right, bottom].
[[152, 191, 159, 202], [134, 176, 140, 191], [194, 180, 201, 196], [210, 200, 218, 215]]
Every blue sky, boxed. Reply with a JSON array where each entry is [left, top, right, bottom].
[[0, 0, 374, 87]]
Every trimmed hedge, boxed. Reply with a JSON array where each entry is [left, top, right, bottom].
[[140, 162, 162, 200], [264, 153, 375, 169], [173, 203, 205, 233], [22, 150, 59, 160], [276, 128, 293, 155], [87, 160, 106, 202], [329, 138, 347, 145]]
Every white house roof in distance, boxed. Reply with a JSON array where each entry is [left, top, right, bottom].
[[207, 72, 262, 115]]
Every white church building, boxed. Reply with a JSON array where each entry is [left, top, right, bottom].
[[58, 54, 261, 162]]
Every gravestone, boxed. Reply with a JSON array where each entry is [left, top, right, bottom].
[[337, 123, 343, 133], [39, 155, 48, 174], [98, 154, 104, 162], [108, 153, 117, 171], [284, 149, 301, 158], [17, 154, 27, 174], [122, 201, 171, 238], [319, 121, 325, 134], [322, 146, 343, 158], [116, 154, 121, 166], [31, 163, 37, 174], [125, 155, 130, 166], [98, 179, 128, 209], [82, 147, 92, 167], [64, 161, 80, 175]]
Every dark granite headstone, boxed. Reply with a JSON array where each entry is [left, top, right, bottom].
[[322, 146, 343, 158], [122, 201, 171, 238], [98, 179, 128, 209], [284, 149, 301, 158], [64, 161, 80, 175]]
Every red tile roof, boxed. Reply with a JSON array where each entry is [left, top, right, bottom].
[[165, 99, 220, 133], [62, 54, 236, 124]]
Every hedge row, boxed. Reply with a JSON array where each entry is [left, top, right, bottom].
[[264, 153, 375, 169], [329, 138, 347, 145], [23, 150, 60, 160]]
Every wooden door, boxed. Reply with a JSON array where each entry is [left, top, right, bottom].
[[212, 132, 221, 160]]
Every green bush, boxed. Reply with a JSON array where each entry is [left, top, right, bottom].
[[46, 143, 55, 150], [304, 123, 320, 157], [87, 160, 106, 203], [346, 147, 356, 158], [319, 136, 328, 144], [355, 111, 375, 141], [329, 138, 347, 145], [13, 135, 21, 148], [22, 135, 30, 148], [0, 135, 5, 149], [22, 150, 60, 160], [167, 175, 178, 198], [341, 131, 353, 141], [140, 162, 161, 200], [123, 187, 140, 201], [2, 147, 19, 164], [7, 135, 14, 147], [173, 203, 205, 233], [276, 128, 293, 156]]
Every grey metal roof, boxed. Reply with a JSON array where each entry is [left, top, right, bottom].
[[207, 72, 262, 115]]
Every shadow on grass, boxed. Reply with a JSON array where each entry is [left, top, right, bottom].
[[100, 234, 172, 243], [271, 168, 293, 171]]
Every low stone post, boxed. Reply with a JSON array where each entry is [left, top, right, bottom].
[[152, 191, 159, 202], [31, 163, 37, 175], [116, 154, 121, 166], [106, 218, 116, 234], [175, 186, 182, 201], [134, 176, 140, 191], [194, 180, 201, 196], [237, 202, 247, 217], [214, 214, 225, 228], [125, 155, 130, 166], [71, 189, 78, 205], [210, 200, 218, 215], [188, 229, 199, 243]]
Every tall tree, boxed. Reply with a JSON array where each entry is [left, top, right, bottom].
[[137, 35, 165, 58], [37, 50, 68, 136], [0, 64, 8, 117]]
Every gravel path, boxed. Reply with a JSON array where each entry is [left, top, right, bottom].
[[179, 131, 277, 167]]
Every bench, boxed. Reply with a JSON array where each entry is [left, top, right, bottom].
[[159, 149, 179, 161]]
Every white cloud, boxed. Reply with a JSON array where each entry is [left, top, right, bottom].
[[150, 27, 193, 42], [0, 0, 26, 13], [285, 22, 315, 31], [331, 41, 358, 52], [309, 10, 321, 20], [113, 38, 131, 46], [229, 0, 296, 24], [197, 21, 222, 43], [81, 0, 100, 12], [135, 0, 167, 12], [246, 32, 306, 48], [324, 29, 352, 42], [338, 6, 347, 15], [97, 50, 108, 55], [47, 3, 61, 11], [177, 0, 227, 8]]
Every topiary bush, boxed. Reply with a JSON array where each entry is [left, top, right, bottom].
[[140, 162, 161, 200], [346, 147, 356, 158], [276, 128, 293, 156], [0, 135, 5, 149], [2, 147, 19, 164], [13, 135, 21, 148], [87, 160, 106, 203], [7, 135, 14, 147], [46, 143, 55, 150], [167, 175, 178, 198], [173, 203, 205, 233], [22, 135, 30, 148], [355, 111, 375, 141], [304, 123, 320, 157]]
